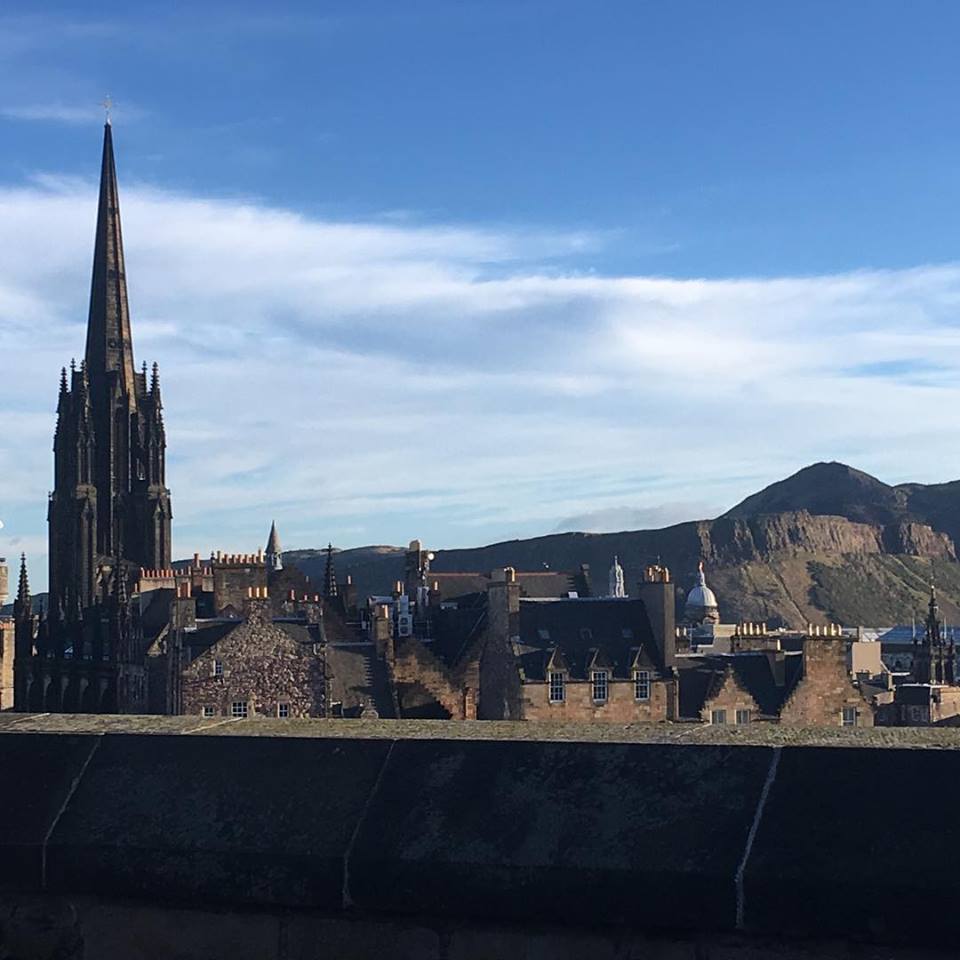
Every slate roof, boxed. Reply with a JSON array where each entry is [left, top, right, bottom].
[[140, 588, 175, 642], [677, 651, 804, 719], [326, 643, 395, 718], [516, 597, 661, 681], [430, 571, 582, 603], [180, 618, 322, 666], [429, 592, 488, 667], [181, 620, 241, 665]]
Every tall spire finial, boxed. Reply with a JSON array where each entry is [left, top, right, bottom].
[[16, 554, 30, 604], [85, 118, 136, 405], [14, 554, 32, 623], [324, 543, 338, 600], [101, 95, 113, 125]]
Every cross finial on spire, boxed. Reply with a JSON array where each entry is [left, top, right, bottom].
[[102, 95, 113, 125]]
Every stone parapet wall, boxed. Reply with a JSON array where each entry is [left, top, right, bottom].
[[2, 716, 960, 954]]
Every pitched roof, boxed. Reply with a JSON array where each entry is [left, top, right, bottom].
[[181, 620, 241, 664], [677, 651, 804, 718], [429, 571, 580, 603], [326, 643, 395, 718], [516, 597, 660, 681], [429, 592, 488, 667]]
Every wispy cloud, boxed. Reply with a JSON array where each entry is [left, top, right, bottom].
[[1, 102, 145, 125], [3, 174, 960, 590]]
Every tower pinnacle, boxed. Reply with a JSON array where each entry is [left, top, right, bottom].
[[265, 521, 283, 572], [85, 121, 136, 408], [324, 543, 338, 600], [15, 554, 29, 607]]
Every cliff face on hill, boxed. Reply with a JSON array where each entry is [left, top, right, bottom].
[[289, 462, 960, 629]]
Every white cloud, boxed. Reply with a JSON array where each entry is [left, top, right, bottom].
[[3, 174, 960, 590], [0, 101, 145, 125]]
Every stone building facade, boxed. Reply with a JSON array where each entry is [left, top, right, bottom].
[[476, 565, 679, 723], [178, 594, 327, 719], [693, 668, 762, 726], [777, 637, 875, 727], [0, 617, 13, 710]]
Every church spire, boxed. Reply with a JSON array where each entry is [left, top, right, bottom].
[[265, 521, 283, 572], [14, 554, 30, 618], [324, 543, 338, 600], [84, 121, 136, 406]]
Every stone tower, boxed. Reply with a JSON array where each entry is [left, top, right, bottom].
[[47, 121, 172, 613], [265, 521, 283, 572], [914, 585, 955, 685]]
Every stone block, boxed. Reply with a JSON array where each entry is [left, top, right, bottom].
[[349, 739, 775, 930], [0, 733, 98, 889], [284, 914, 440, 960], [744, 746, 960, 944], [44, 733, 393, 909], [78, 899, 280, 960]]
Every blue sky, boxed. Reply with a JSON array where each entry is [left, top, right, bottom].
[[4, 1, 960, 590]]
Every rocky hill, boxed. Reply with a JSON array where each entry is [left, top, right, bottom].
[[289, 462, 960, 629]]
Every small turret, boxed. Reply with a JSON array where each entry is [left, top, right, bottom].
[[265, 521, 282, 572]]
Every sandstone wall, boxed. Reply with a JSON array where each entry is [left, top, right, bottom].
[[779, 639, 874, 727], [521, 677, 671, 722]]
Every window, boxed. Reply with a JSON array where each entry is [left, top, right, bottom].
[[736, 709, 751, 725], [548, 671, 565, 703], [277, 702, 290, 718], [231, 700, 249, 719], [634, 670, 651, 701], [580, 628, 593, 642], [841, 706, 857, 727], [592, 670, 608, 703], [711, 709, 727, 725], [213, 659, 223, 677], [538, 628, 551, 641], [201, 706, 216, 719]]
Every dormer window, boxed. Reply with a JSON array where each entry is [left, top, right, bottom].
[[548, 671, 565, 703], [579, 627, 592, 642], [591, 670, 608, 703], [538, 628, 550, 641]]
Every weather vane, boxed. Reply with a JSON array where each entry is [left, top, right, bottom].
[[101, 95, 113, 124]]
